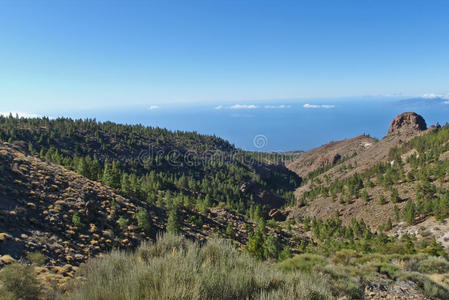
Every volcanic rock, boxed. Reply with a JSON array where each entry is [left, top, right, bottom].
[[387, 112, 427, 136]]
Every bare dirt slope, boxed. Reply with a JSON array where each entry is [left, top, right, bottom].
[[286, 134, 378, 178]]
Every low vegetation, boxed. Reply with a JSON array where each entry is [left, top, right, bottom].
[[0, 234, 431, 299], [67, 234, 334, 300]]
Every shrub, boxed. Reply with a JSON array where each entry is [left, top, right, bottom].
[[0, 263, 40, 300], [255, 272, 333, 300], [117, 216, 129, 231], [378, 263, 402, 279], [72, 211, 83, 228], [417, 256, 449, 274], [277, 254, 328, 273], [316, 264, 364, 299], [332, 249, 361, 265], [68, 234, 334, 300], [26, 251, 46, 266], [278, 246, 293, 262]]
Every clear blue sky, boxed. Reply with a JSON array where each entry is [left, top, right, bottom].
[[1, 0, 449, 113]]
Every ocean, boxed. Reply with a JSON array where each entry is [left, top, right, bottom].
[[50, 97, 449, 152]]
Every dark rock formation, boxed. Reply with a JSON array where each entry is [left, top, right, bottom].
[[318, 153, 341, 168], [387, 112, 427, 136]]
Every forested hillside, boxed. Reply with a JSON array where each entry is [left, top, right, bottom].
[[0, 115, 300, 216]]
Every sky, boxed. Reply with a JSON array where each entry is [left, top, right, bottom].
[[1, 0, 449, 113]]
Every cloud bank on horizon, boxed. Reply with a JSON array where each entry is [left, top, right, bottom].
[[421, 93, 449, 99], [303, 104, 335, 109], [215, 104, 292, 110]]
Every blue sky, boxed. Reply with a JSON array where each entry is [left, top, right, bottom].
[[1, 0, 449, 113]]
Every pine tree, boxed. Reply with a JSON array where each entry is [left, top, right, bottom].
[[394, 205, 400, 222], [225, 223, 234, 237], [102, 161, 114, 187], [77, 157, 89, 178], [263, 234, 280, 259], [167, 206, 180, 234], [391, 188, 400, 203], [403, 199, 417, 225], [136, 209, 151, 234], [361, 190, 369, 202], [378, 194, 386, 205], [246, 230, 264, 260]]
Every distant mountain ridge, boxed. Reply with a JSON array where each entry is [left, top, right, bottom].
[[398, 96, 449, 107]]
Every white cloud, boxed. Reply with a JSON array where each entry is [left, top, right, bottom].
[[264, 104, 291, 109], [214, 105, 223, 110], [230, 104, 258, 109], [422, 93, 449, 99], [444, 101, 449, 105], [149, 105, 160, 110], [303, 104, 320, 108], [0, 111, 40, 118], [303, 104, 335, 109]]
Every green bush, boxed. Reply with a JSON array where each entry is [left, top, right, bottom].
[[332, 249, 361, 265], [316, 264, 364, 299], [0, 263, 40, 300], [376, 263, 401, 280], [417, 256, 449, 274], [26, 251, 46, 266], [72, 211, 83, 228], [255, 272, 333, 300], [117, 216, 129, 231], [277, 254, 328, 273], [278, 246, 293, 262]]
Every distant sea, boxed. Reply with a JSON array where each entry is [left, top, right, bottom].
[[50, 97, 449, 152]]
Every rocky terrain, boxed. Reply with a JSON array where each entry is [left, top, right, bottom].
[[0, 142, 300, 291]]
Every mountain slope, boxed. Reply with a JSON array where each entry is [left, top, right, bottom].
[[285, 112, 449, 249], [286, 134, 377, 179]]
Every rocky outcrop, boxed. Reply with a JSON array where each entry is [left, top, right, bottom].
[[387, 112, 427, 136], [317, 153, 341, 168]]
